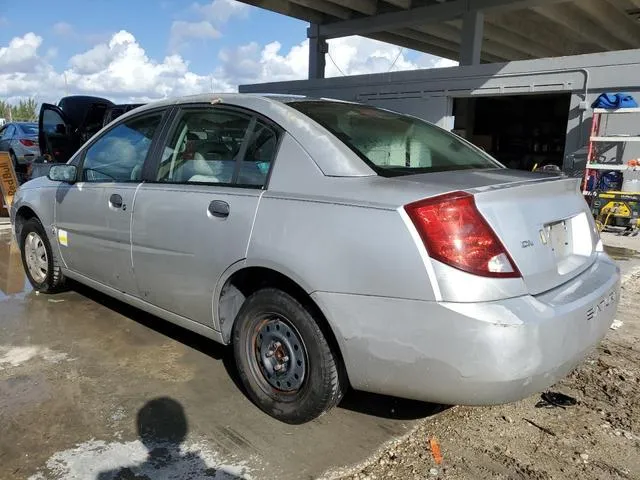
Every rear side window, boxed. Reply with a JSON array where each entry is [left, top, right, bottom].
[[288, 101, 501, 177], [156, 108, 277, 187], [18, 124, 38, 135]]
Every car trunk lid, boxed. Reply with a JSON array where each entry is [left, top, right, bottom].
[[387, 169, 598, 296], [469, 176, 597, 295]]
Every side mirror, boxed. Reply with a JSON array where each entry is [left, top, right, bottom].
[[48, 165, 77, 183]]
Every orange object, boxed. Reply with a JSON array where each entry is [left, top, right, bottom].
[[628, 159, 639, 167], [429, 437, 443, 465]]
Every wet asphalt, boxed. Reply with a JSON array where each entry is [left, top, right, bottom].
[[0, 229, 443, 480]]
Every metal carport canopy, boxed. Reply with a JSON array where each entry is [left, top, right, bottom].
[[236, 0, 640, 66]]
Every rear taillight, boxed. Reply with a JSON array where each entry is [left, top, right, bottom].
[[19, 139, 36, 147], [405, 191, 520, 278]]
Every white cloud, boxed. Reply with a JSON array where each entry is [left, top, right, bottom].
[[218, 36, 457, 85], [0, 33, 44, 74], [0, 30, 454, 105], [191, 0, 249, 23], [52, 21, 74, 36], [169, 20, 221, 52]]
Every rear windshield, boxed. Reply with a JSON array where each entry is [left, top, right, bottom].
[[288, 101, 501, 177], [18, 123, 38, 135]]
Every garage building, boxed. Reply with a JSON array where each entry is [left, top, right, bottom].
[[237, 0, 640, 172]]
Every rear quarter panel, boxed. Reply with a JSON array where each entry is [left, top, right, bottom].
[[247, 134, 436, 301]]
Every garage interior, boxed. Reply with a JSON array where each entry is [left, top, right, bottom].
[[453, 93, 571, 171]]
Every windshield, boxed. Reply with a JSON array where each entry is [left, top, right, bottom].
[[288, 101, 502, 177], [18, 123, 38, 136]]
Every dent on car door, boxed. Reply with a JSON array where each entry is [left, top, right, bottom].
[[131, 105, 280, 325], [54, 110, 167, 294]]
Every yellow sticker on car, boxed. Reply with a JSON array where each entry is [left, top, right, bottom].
[[58, 229, 68, 247]]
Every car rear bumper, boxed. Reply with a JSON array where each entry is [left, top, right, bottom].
[[312, 253, 620, 405]]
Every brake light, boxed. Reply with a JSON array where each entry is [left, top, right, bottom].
[[19, 139, 36, 147], [405, 191, 520, 278]]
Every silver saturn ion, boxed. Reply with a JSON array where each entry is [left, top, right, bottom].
[[11, 94, 620, 424]]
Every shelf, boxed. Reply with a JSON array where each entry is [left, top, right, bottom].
[[586, 164, 640, 171], [593, 108, 640, 114], [590, 136, 640, 142]]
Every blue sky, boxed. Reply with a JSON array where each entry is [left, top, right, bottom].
[[0, 0, 453, 103], [0, 0, 307, 73]]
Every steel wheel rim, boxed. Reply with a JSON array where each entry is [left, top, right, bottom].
[[251, 315, 307, 393], [25, 232, 48, 283]]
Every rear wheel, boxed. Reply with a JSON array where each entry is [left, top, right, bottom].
[[233, 288, 345, 424], [19, 218, 66, 293]]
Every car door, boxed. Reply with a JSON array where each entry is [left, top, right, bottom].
[[0, 125, 15, 154], [132, 105, 280, 325], [54, 109, 167, 294], [39, 104, 78, 163]]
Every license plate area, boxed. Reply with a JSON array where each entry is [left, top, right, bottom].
[[546, 219, 571, 259], [543, 212, 593, 275]]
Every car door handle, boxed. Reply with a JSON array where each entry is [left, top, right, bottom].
[[208, 200, 229, 218], [109, 193, 123, 209]]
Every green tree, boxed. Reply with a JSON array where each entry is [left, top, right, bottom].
[[0, 98, 39, 122], [0, 100, 11, 121]]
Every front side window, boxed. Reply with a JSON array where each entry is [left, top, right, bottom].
[[82, 113, 162, 182], [288, 101, 502, 177]]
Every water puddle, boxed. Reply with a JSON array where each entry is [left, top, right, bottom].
[[0, 232, 30, 300], [604, 245, 640, 262]]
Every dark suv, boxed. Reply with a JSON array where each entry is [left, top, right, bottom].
[[31, 96, 143, 180]]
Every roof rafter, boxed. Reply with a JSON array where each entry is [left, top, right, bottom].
[[316, 0, 572, 38]]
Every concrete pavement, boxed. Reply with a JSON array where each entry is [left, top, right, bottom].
[[2, 230, 639, 480], [0, 231, 442, 480]]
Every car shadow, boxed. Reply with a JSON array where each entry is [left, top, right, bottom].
[[71, 281, 448, 422]]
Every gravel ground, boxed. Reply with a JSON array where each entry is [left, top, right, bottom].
[[330, 266, 640, 480]]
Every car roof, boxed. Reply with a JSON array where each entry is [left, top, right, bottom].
[[104, 93, 375, 178], [128, 93, 348, 115]]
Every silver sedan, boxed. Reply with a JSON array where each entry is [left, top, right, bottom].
[[11, 94, 620, 424], [0, 122, 40, 174]]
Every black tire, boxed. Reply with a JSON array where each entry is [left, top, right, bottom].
[[19, 218, 66, 293], [233, 288, 346, 424]]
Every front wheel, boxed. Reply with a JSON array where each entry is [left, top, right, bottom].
[[19, 218, 66, 293], [233, 288, 346, 424]]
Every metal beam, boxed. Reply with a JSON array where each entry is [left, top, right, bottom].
[[383, 0, 412, 8], [289, 0, 353, 19], [532, 2, 630, 51], [459, 18, 560, 57], [317, 0, 571, 38], [485, 10, 597, 57], [365, 31, 462, 62], [308, 24, 328, 79], [391, 28, 508, 62], [576, 0, 640, 47], [415, 22, 539, 61], [460, 10, 484, 65], [324, 0, 377, 15], [240, 0, 325, 23]]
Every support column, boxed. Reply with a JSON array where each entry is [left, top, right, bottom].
[[459, 11, 483, 141], [308, 24, 328, 79], [460, 10, 484, 66]]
